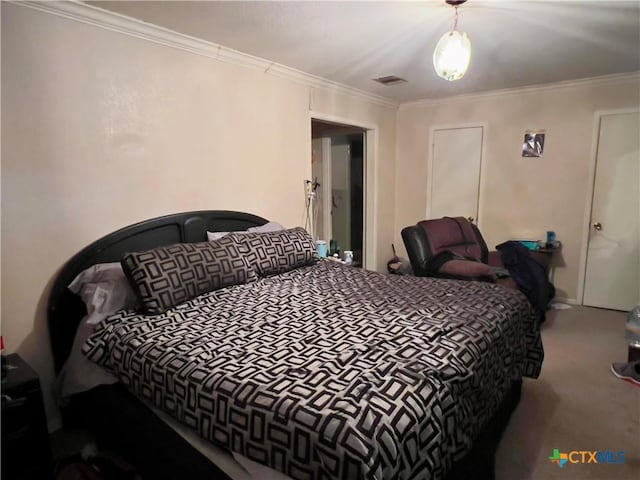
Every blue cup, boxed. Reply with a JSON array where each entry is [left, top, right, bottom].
[[546, 231, 556, 248], [316, 240, 328, 258]]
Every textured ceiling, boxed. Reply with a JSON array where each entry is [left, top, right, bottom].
[[89, 1, 640, 102]]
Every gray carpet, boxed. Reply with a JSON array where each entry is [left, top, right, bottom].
[[496, 306, 640, 479]]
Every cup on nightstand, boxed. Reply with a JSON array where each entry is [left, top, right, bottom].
[[316, 240, 328, 258], [546, 231, 556, 249], [343, 251, 354, 265]]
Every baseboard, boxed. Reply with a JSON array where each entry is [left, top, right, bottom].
[[552, 296, 579, 306]]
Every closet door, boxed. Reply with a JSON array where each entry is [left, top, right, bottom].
[[428, 126, 483, 223]]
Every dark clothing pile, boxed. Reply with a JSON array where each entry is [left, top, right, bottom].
[[496, 241, 553, 323]]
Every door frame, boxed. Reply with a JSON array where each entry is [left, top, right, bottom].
[[320, 137, 332, 245], [426, 122, 488, 228], [309, 112, 378, 271], [577, 107, 640, 305]]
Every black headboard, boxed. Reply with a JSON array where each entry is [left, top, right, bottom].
[[47, 210, 268, 374]]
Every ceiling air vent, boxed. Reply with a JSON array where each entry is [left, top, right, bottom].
[[372, 76, 407, 86]]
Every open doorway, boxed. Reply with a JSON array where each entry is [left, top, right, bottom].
[[311, 120, 365, 267]]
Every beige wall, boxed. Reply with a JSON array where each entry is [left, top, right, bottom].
[[1, 3, 396, 428], [395, 76, 640, 303], [4, 1, 637, 432]]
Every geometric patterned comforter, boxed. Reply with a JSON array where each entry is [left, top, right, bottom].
[[83, 260, 543, 480]]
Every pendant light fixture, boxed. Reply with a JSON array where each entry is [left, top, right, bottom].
[[433, 0, 471, 81]]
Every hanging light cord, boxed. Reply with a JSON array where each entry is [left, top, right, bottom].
[[453, 6, 459, 31], [303, 179, 320, 239]]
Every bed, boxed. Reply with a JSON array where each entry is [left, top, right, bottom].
[[48, 210, 544, 480]]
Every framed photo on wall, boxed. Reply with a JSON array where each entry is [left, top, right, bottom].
[[522, 131, 545, 157]]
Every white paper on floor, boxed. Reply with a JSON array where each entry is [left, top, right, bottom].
[[550, 302, 572, 310]]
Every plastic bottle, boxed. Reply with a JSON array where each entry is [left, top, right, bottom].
[[627, 306, 640, 362], [627, 306, 640, 346]]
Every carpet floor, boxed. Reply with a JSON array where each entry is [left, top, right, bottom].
[[495, 305, 640, 479]]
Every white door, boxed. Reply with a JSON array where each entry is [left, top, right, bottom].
[[429, 126, 483, 222], [331, 141, 351, 252], [583, 112, 640, 311]]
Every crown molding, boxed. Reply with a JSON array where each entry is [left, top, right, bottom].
[[13, 1, 400, 109], [400, 72, 640, 109], [13, 1, 637, 111]]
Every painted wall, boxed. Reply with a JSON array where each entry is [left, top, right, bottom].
[[395, 75, 640, 303], [1, 3, 397, 428]]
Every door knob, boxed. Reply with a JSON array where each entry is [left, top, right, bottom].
[[467, 217, 475, 223], [593, 222, 602, 231]]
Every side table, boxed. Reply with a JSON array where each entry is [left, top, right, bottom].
[[530, 241, 562, 282], [1, 353, 53, 480]]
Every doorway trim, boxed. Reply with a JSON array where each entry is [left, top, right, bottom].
[[309, 112, 378, 271], [319, 137, 332, 245], [577, 107, 640, 305], [426, 122, 488, 228]]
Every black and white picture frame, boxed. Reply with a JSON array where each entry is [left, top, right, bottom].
[[522, 131, 545, 157]]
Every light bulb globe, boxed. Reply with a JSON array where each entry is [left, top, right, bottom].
[[433, 30, 471, 81]]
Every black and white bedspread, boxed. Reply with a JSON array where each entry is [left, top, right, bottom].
[[83, 260, 543, 480]]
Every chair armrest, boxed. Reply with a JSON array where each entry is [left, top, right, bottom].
[[435, 273, 497, 283], [487, 251, 503, 267], [438, 259, 496, 282]]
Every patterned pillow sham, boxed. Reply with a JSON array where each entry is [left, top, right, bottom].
[[121, 236, 256, 314], [229, 227, 319, 277]]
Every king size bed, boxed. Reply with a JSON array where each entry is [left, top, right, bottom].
[[48, 210, 543, 480]]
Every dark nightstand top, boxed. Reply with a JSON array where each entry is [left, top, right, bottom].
[[2, 353, 41, 396]]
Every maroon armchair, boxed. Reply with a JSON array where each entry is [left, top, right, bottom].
[[401, 217, 520, 287], [402, 217, 499, 279], [402, 217, 555, 322]]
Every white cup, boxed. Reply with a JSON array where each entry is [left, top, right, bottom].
[[343, 250, 354, 264]]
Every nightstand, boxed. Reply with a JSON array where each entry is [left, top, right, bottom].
[[1, 353, 52, 480]]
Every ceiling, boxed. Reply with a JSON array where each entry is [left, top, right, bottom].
[[89, 1, 640, 103]]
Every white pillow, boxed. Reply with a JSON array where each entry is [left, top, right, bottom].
[[206, 231, 232, 241], [206, 221, 285, 241], [67, 262, 138, 324], [247, 221, 285, 233]]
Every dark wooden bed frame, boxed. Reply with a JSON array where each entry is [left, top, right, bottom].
[[48, 210, 521, 480]]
